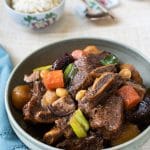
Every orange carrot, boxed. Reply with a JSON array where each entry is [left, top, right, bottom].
[[71, 50, 84, 60], [118, 85, 141, 109], [43, 70, 64, 90], [40, 70, 50, 78]]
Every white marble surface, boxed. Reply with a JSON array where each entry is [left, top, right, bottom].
[[0, 0, 150, 149]]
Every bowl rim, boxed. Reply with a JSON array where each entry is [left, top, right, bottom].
[[5, 37, 150, 150], [3, 0, 65, 16]]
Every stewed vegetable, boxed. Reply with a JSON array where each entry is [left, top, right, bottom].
[[33, 65, 52, 71], [126, 95, 150, 127], [12, 85, 31, 110], [83, 45, 101, 55], [43, 70, 64, 90], [64, 63, 77, 84], [69, 109, 89, 138], [120, 64, 143, 84], [56, 88, 69, 97], [118, 85, 141, 109], [111, 123, 140, 146]]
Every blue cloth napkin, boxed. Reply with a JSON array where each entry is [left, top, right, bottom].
[[0, 45, 27, 150]]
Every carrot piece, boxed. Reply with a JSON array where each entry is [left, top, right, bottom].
[[71, 50, 84, 60], [118, 85, 140, 109], [40, 70, 50, 78], [43, 70, 64, 90]]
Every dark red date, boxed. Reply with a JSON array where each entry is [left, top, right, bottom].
[[126, 95, 150, 127], [51, 53, 74, 70]]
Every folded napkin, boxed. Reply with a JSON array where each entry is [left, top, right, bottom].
[[0, 45, 27, 150]]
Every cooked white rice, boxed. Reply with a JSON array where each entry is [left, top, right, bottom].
[[12, 0, 61, 13]]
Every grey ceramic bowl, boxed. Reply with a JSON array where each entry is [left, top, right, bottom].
[[5, 38, 150, 150]]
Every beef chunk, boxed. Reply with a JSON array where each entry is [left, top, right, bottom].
[[23, 81, 57, 123], [90, 64, 117, 78], [31, 80, 46, 96], [75, 52, 110, 72], [86, 72, 116, 101], [55, 116, 74, 138], [68, 52, 111, 97], [69, 71, 93, 97], [23, 95, 57, 123], [43, 127, 63, 145], [55, 117, 69, 129], [24, 71, 40, 83], [78, 72, 123, 114], [90, 95, 124, 139], [49, 96, 76, 117], [56, 134, 103, 150], [43, 116, 73, 145], [63, 126, 74, 138]]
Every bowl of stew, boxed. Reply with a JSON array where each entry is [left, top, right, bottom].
[[5, 38, 150, 150]]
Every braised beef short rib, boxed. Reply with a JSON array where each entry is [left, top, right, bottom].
[[69, 52, 111, 97], [90, 95, 124, 139], [78, 72, 123, 114]]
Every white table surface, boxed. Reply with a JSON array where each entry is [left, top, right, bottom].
[[0, 0, 150, 149]]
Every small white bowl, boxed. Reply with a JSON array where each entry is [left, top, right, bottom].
[[4, 0, 65, 29]]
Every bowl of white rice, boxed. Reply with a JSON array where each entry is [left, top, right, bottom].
[[4, 0, 65, 29]]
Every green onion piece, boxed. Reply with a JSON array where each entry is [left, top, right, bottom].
[[69, 65, 78, 80], [100, 54, 119, 65], [69, 109, 90, 138], [69, 116, 87, 138], [33, 65, 52, 71], [74, 109, 89, 131], [64, 63, 73, 81], [64, 63, 77, 84]]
